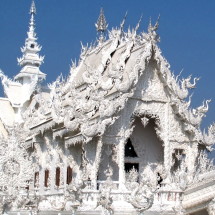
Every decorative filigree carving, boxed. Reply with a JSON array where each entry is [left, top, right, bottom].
[[96, 165, 114, 215], [125, 165, 156, 213]]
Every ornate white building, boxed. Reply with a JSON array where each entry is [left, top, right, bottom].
[[0, 1, 215, 215]]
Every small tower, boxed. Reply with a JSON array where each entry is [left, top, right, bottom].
[[15, 0, 46, 84], [95, 8, 108, 43]]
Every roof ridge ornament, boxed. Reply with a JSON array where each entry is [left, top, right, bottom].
[[120, 11, 128, 32], [95, 8, 108, 32], [134, 14, 143, 36], [30, 0, 36, 15], [95, 8, 108, 44], [147, 15, 160, 43]]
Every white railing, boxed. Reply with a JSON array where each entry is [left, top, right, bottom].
[[96, 180, 120, 190]]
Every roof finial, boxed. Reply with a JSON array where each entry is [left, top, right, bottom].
[[120, 11, 128, 32], [147, 16, 160, 43], [148, 17, 152, 32], [16, 0, 46, 82], [30, 0, 36, 15], [95, 8, 108, 33]]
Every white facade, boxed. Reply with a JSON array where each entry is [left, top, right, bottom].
[[0, 1, 215, 215]]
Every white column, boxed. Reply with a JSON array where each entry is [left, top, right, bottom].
[[92, 138, 103, 189], [164, 102, 171, 180], [187, 142, 198, 183], [118, 138, 125, 189]]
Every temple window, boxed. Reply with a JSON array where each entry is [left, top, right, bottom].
[[34, 171, 39, 188], [172, 149, 186, 171], [66, 166, 72, 185], [30, 44, 35, 48], [55, 167, 60, 187], [44, 169, 49, 187], [125, 138, 138, 157]]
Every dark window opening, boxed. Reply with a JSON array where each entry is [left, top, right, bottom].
[[66, 166, 72, 185], [44, 169, 49, 187], [30, 44, 35, 48], [26, 180, 30, 190], [157, 173, 163, 187], [124, 163, 139, 173], [34, 171, 39, 188], [55, 167, 60, 187], [172, 149, 186, 171], [125, 138, 138, 157]]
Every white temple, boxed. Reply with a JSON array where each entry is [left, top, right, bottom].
[[0, 1, 215, 215]]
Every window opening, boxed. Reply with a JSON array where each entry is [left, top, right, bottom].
[[34, 171, 39, 188], [125, 138, 138, 157], [172, 149, 185, 171], [44, 169, 49, 187], [66, 166, 72, 185], [30, 44, 35, 48], [55, 167, 60, 187], [157, 172, 163, 187]]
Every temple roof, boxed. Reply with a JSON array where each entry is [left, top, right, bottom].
[[20, 17, 215, 148]]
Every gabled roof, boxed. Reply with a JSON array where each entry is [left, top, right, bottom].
[[22, 18, 215, 148]]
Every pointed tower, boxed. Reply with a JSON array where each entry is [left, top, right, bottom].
[[15, 0, 46, 84], [95, 8, 108, 43]]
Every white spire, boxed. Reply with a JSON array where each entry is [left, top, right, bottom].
[[28, 0, 36, 40], [95, 8, 108, 33], [30, 0, 36, 15], [15, 0, 46, 82], [95, 8, 108, 44]]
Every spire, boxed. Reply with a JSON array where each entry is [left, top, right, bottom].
[[15, 0, 46, 82], [95, 8, 108, 43], [30, 0, 36, 15], [27, 1, 36, 40], [95, 8, 108, 32]]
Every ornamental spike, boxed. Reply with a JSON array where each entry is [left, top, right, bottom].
[[135, 14, 143, 32], [154, 14, 160, 31], [120, 11, 128, 32], [95, 8, 108, 32], [148, 17, 152, 32], [29, 0, 36, 15]]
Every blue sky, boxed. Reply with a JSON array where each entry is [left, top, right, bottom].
[[0, 0, 215, 131]]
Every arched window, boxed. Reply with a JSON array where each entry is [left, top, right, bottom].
[[56, 167, 60, 187], [44, 169, 49, 187], [34, 171, 39, 188], [125, 138, 138, 157], [66, 166, 72, 185]]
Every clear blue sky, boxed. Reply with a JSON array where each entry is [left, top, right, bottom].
[[0, 0, 215, 131]]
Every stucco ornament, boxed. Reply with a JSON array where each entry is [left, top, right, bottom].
[[0, 125, 32, 190], [0, 125, 33, 213], [193, 151, 215, 182], [125, 165, 156, 214], [96, 165, 114, 215]]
